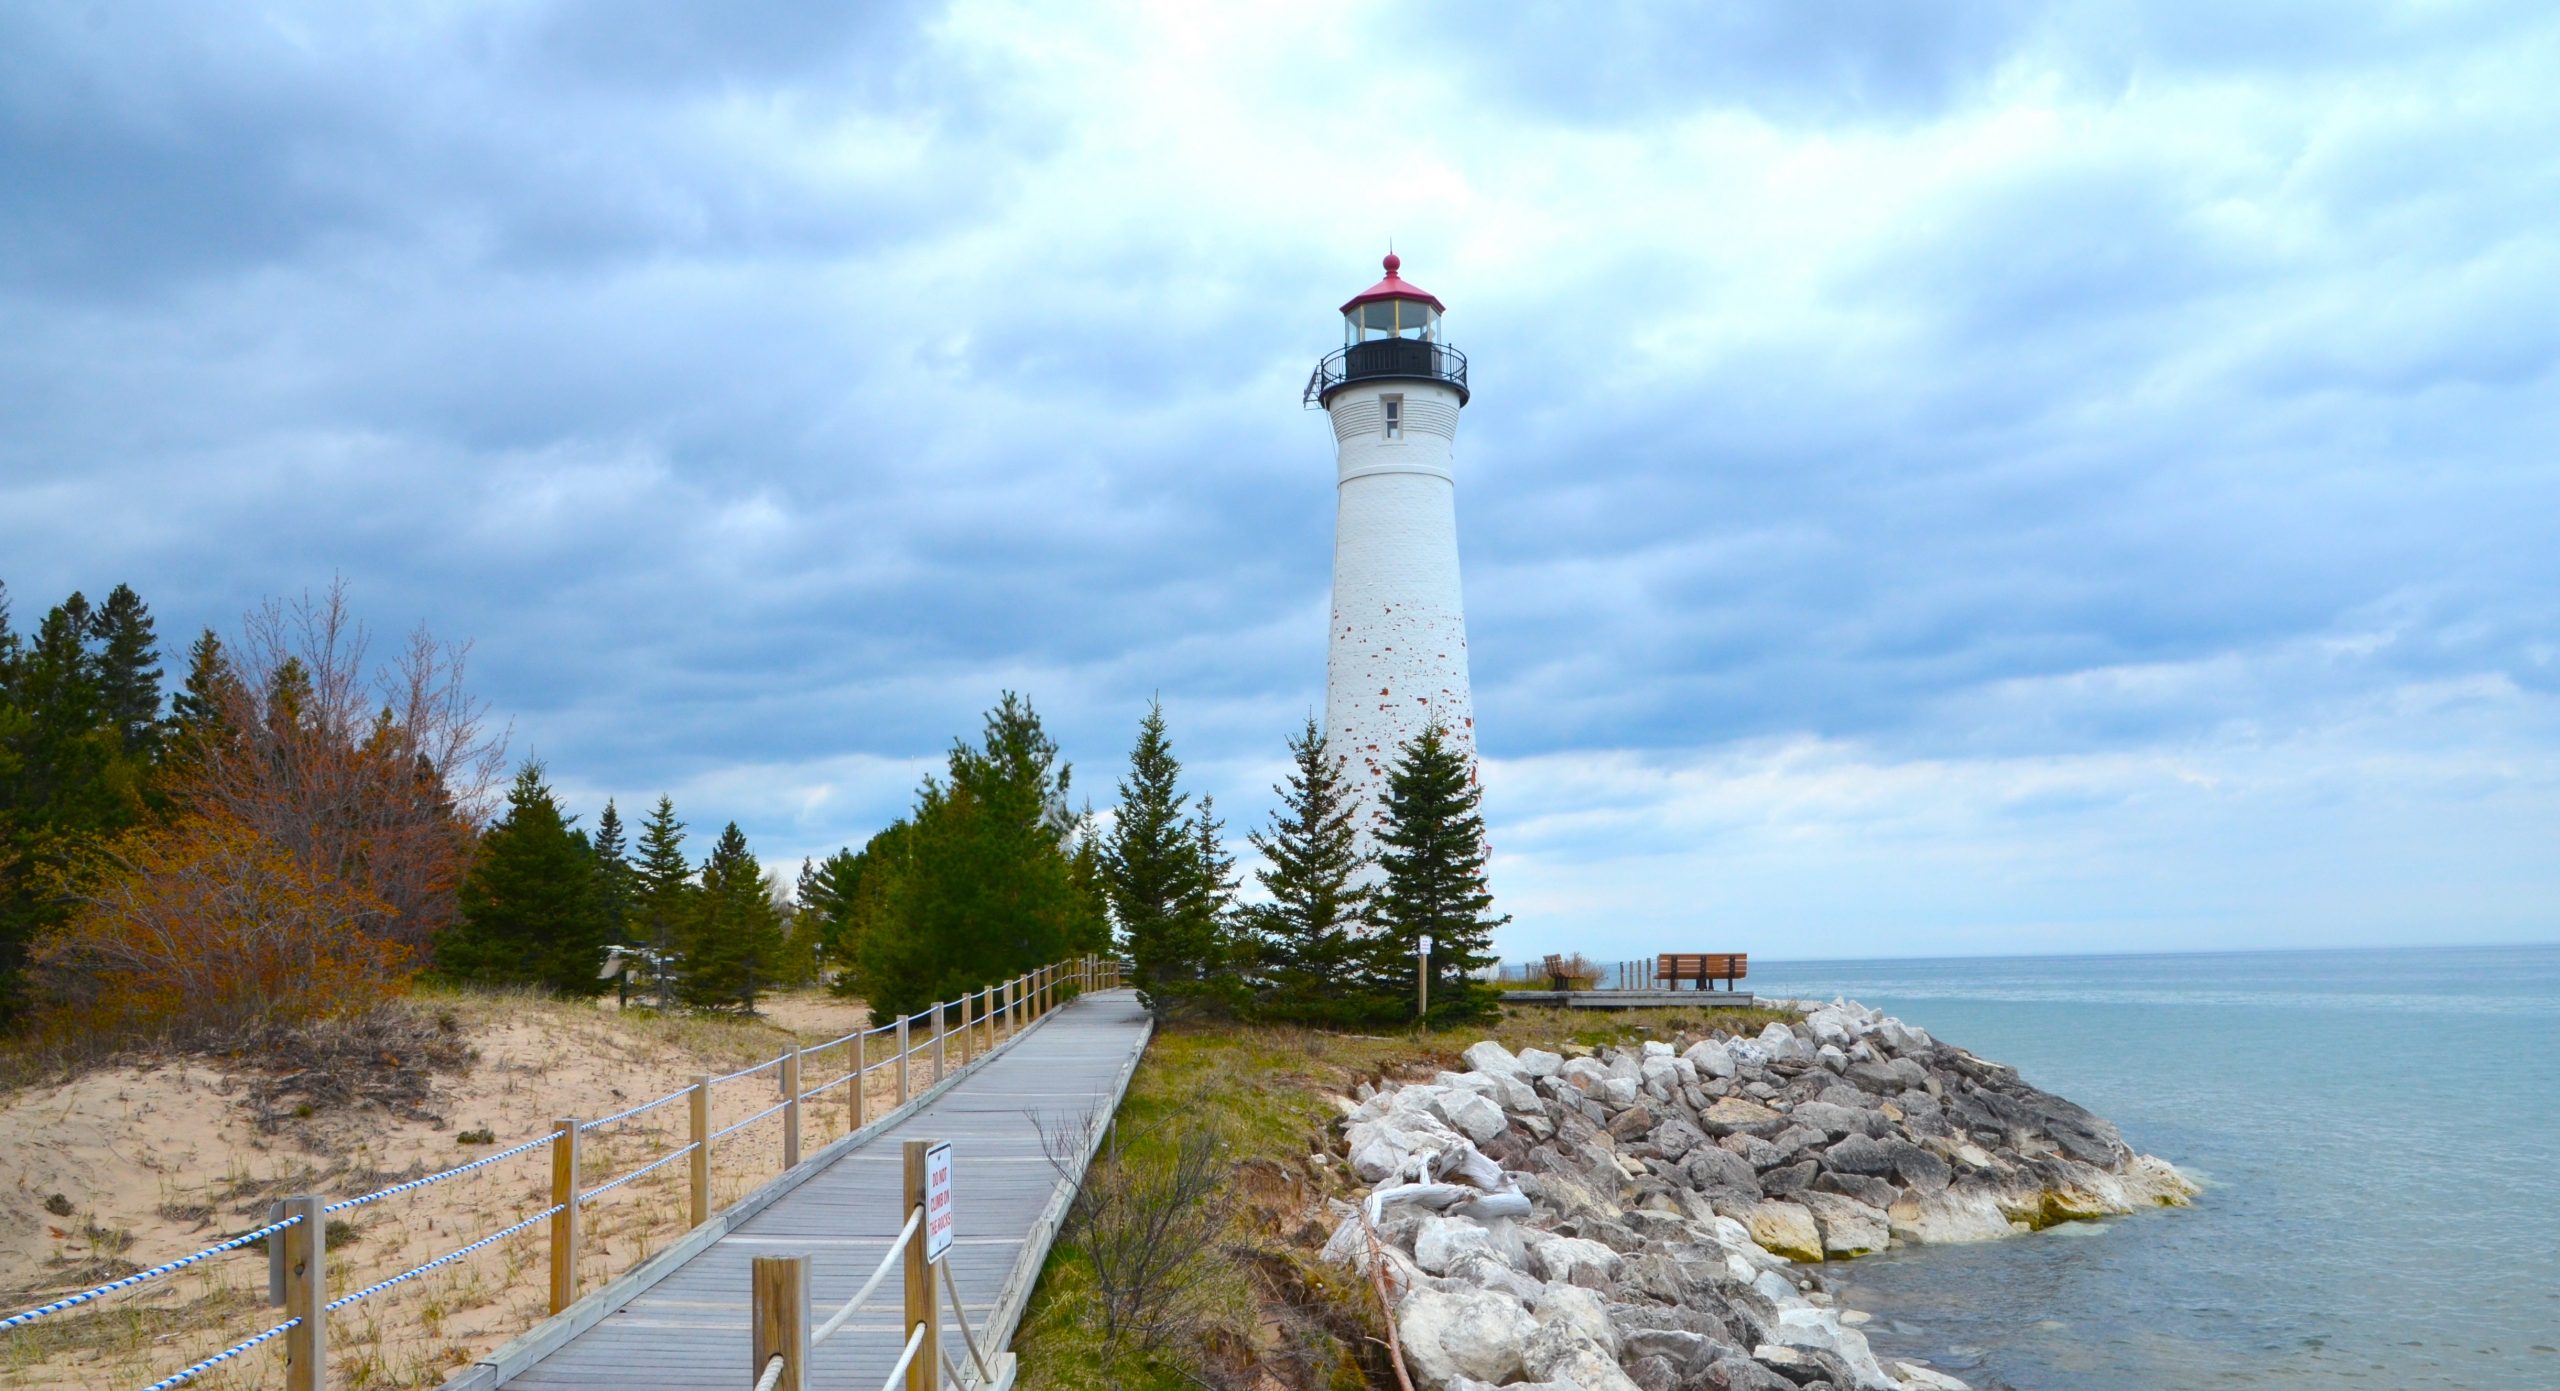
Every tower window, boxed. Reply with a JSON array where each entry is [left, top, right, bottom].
[[1381, 395, 1403, 439]]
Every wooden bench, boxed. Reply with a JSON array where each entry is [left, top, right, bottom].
[[1543, 954, 1570, 990], [1656, 952, 1748, 991]]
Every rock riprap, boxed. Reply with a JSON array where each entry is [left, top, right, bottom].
[[1323, 1001, 2194, 1391]]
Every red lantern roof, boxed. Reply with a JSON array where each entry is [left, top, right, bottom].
[[1339, 252, 1446, 314]]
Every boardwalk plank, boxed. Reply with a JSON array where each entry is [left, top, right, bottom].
[[493, 989, 1149, 1391]]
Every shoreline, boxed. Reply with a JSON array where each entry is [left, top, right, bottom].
[[1327, 999, 2193, 1391]]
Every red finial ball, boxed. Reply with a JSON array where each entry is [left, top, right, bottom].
[[1383, 252, 1401, 276]]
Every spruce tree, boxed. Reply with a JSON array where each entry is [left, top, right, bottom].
[[1248, 718, 1375, 1021], [1103, 701, 1233, 1019], [631, 796, 693, 1007], [440, 761, 612, 994], [88, 584, 162, 760], [1372, 722, 1508, 1025], [856, 694, 1087, 1017], [592, 799, 633, 941], [0, 593, 142, 1022], [164, 629, 240, 761], [591, 799, 634, 1003], [680, 822, 784, 1011]]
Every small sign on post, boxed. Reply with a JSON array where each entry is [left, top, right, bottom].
[[923, 1140, 955, 1263]]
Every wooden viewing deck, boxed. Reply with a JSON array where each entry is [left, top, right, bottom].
[[447, 988, 1154, 1391]]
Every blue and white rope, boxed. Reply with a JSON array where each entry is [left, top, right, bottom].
[[708, 1055, 784, 1085], [579, 1085, 692, 1133], [710, 1097, 793, 1142], [579, 1143, 699, 1204], [2, 1214, 303, 1333], [129, 1316, 300, 1391], [323, 1130, 555, 1214], [323, 1204, 565, 1313]]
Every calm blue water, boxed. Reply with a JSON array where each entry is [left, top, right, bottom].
[[1743, 945, 2560, 1391]]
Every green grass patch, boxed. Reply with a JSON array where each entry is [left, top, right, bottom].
[[1011, 1002, 1800, 1389]]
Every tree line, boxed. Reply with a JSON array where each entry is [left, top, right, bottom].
[[805, 698, 1509, 1029], [0, 579, 815, 1038], [4, 577, 1511, 1042]]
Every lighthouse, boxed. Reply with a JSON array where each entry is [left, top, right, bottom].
[[1306, 253, 1477, 842]]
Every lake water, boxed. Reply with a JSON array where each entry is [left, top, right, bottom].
[[1742, 945, 2560, 1391]]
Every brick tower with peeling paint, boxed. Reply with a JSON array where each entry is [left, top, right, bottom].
[[1303, 252, 1477, 846]]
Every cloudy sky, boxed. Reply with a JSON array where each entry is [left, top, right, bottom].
[[5, 1, 2555, 960]]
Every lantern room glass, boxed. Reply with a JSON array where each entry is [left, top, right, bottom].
[[1345, 297, 1440, 345]]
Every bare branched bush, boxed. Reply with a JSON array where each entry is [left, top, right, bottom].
[[1038, 1108, 1240, 1367], [178, 578, 507, 951]]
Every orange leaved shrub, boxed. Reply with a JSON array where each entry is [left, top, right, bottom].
[[35, 811, 412, 1042]]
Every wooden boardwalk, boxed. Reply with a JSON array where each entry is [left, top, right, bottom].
[[463, 989, 1152, 1391]]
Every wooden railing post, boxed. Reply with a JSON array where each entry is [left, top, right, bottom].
[[896, 1015, 911, 1104], [689, 1073, 712, 1228], [550, 1117, 582, 1313], [902, 1140, 939, 1391], [752, 1253, 810, 1391], [782, 1046, 802, 1170], [933, 1000, 948, 1083], [852, 1031, 869, 1133], [280, 1194, 324, 1391]]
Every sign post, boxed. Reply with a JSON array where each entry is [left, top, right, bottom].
[[1417, 933, 1434, 1021]]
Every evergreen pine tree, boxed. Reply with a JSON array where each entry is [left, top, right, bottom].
[[164, 629, 241, 764], [88, 584, 162, 760], [1372, 722, 1508, 1024], [0, 593, 144, 1022], [439, 761, 612, 995], [1248, 717, 1375, 1020], [1103, 701, 1234, 1019], [591, 799, 634, 1003], [680, 822, 784, 1011], [855, 694, 1087, 1017], [631, 796, 693, 1008], [592, 799, 633, 941]]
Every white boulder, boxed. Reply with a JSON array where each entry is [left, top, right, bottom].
[[1521, 1323, 1645, 1391], [1768, 1307, 1897, 1389], [1397, 1286, 1535, 1389], [1526, 1233, 1623, 1284], [1513, 1047, 1564, 1079], [1413, 1215, 1505, 1275], [1529, 1281, 1620, 1355], [1683, 1037, 1737, 1078]]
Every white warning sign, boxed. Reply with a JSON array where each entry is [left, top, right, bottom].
[[924, 1141, 955, 1263]]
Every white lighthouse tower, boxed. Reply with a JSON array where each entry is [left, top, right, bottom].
[[1307, 253, 1477, 841]]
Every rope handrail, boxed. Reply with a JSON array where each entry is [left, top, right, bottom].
[[939, 1258, 996, 1383], [811, 1206, 923, 1347], [880, 1321, 928, 1391], [580, 1142, 700, 1204], [579, 1084, 694, 1133], [323, 1129, 556, 1213], [752, 1352, 786, 1391], [2, 1213, 305, 1332], [801, 1069, 858, 1104], [709, 1054, 786, 1086], [325, 1202, 566, 1313], [128, 1315, 300, 1391], [940, 1346, 969, 1391], [710, 1096, 793, 1142]]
